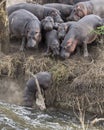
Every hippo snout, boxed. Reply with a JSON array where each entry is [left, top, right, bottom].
[[60, 48, 70, 59], [44, 23, 53, 31], [27, 39, 37, 48], [58, 32, 65, 40]]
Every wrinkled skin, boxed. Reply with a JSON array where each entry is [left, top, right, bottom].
[[57, 21, 76, 40], [41, 16, 54, 31], [44, 3, 73, 21], [23, 71, 52, 108], [45, 29, 60, 56], [7, 3, 63, 23], [58, 0, 90, 5], [9, 9, 41, 51], [69, 0, 104, 21], [60, 14, 103, 59]]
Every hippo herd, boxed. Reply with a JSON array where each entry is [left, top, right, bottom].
[[7, 0, 104, 108], [7, 0, 104, 59]]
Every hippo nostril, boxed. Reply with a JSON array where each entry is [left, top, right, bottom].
[[27, 39, 37, 48], [44, 25, 53, 31]]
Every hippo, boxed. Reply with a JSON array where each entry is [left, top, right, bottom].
[[41, 16, 55, 31], [60, 14, 103, 59], [23, 71, 52, 108], [69, 0, 104, 21], [9, 9, 41, 51], [45, 29, 60, 56], [44, 3, 73, 21], [57, 21, 76, 40], [57, 0, 90, 5], [7, 3, 63, 23]]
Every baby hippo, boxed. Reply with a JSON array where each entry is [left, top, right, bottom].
[[23, 71, 52, 108], [57, 21, 76, 40], [9, 9, 41, 51], [45, 29, 60, 56], [41, 16, 54, 31]]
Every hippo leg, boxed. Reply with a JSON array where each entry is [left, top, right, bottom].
[[46, 46, 50, 54], [46, 46, 51, 56], [83, 42, 89, 57], [44, 46, 51, 56], [76, 46, 81, 55], [20, 37, 26, 51]]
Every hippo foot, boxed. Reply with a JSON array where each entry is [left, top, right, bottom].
[[43, 52, 51, 57], [84, 52, 89, 57], [20, 47, 25, 52]]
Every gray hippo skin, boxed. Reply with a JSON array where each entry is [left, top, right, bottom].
[[41, 16, 54, 31], [7, 3, 63, 23], [23, 71, 52, 107], [45, 29, 60, 56], [69, 0, 104, 21], [9, 9, 41, 51], [44, 3, 73, 21], [58, 0, 90, 5], [60, 14, 103, 59], [57, 21, 76, 40]]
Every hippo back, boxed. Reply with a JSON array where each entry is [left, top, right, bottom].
[[91, 0, 104, 18], [7, 3, 45, 20], [36, 72, 52, 90], [9, 9, 40, 37]]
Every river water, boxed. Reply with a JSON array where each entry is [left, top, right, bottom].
[[0, 101, 103, 130]]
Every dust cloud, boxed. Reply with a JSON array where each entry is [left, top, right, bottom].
[[0, 78, 25, 105]]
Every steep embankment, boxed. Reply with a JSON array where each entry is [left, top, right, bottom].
[[0, 41, 104, 114]]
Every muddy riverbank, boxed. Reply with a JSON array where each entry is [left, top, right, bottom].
[[0, 39, 104, 116]]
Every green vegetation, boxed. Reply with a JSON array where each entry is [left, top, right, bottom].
[[94, 26, 104, 35]]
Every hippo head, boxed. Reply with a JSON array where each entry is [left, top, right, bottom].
[[50, 39, 60, 56], [68, 2, 88, 21], [41, 16, 54, 31], [36, 71, 52, 90], [58, 24, 68, 40], [27, 29, 41, 48], [60, 38, 78, 59], [49, 10, 63, 23]]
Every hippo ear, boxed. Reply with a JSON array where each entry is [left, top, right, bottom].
[[51, 11, 56, 16]]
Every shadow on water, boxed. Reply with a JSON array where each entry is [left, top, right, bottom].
[[0, 101, 103, 130]]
